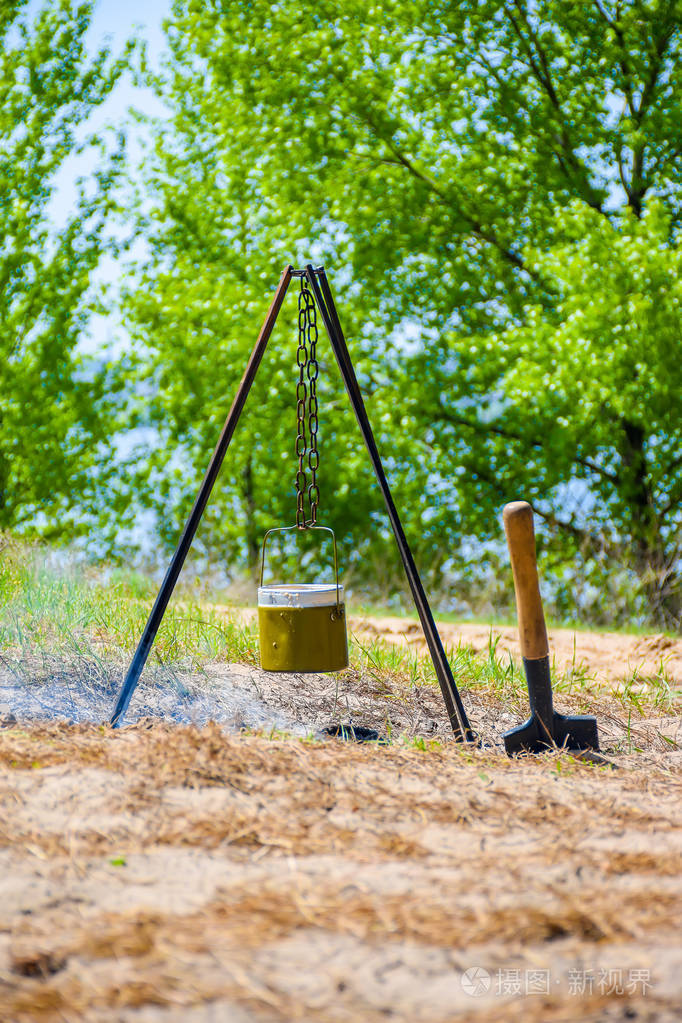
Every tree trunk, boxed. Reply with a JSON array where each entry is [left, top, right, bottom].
[[621, 420, 680, 627]]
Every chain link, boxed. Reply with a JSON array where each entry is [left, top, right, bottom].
[[295, 278, 320, 527]]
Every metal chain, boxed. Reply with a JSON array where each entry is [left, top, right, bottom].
[[295, 282, 309, 528], [294, 278, 320, 527], [306, 282, 320, 525]]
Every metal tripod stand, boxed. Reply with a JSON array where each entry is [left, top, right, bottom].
[[110, 265, 475, 742]]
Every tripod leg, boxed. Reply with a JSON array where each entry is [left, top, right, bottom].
[[110, 266, 294, 727], [306, 265, 474, 742]]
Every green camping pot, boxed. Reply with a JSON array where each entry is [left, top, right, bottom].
[[258, 526, 349, 673]]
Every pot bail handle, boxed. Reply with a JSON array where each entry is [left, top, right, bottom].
[[259, 524, 342, 612]]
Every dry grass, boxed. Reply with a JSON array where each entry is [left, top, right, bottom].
[[0, 722, 680, 1022]]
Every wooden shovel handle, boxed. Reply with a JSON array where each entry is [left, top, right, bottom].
[[502, 501, 549, 661]]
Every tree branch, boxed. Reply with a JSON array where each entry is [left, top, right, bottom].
[[658, 453, 682, 517], [379, 140, 546, 284], [616, 143, 631, 196], [659, 490, 682, 519], [530, 504, 620, 556], [434, 405, 621, 485], [592, 0, 638, 117], [629, 5, 676, 213], [636, 14, 676, 123], [451, 438, 615, 553], [504, 1, 606, 214], [329, 58, 550, 287], [664, 450, 682, 477], [594, 1, 678, 217]]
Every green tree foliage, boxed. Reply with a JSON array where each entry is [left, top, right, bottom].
[[122, 28, 409, 589], [132, 0, 682, 624], [0, 0, 126, 538]]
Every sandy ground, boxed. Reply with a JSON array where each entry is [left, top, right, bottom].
[[0, 722, 680, 1023], [1, 611, 680, 1022], [347, 615, 682, 686]]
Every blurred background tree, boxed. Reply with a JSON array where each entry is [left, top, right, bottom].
[[0, 0, 127, 540], [124, 0, 681, 625]]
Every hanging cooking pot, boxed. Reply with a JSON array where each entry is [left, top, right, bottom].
[[258, 524, 348, 673]]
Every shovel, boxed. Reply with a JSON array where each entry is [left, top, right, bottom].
[[502, 501, 600, 755]]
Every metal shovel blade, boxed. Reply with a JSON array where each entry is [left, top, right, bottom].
[[503, 710, 600, 755]]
